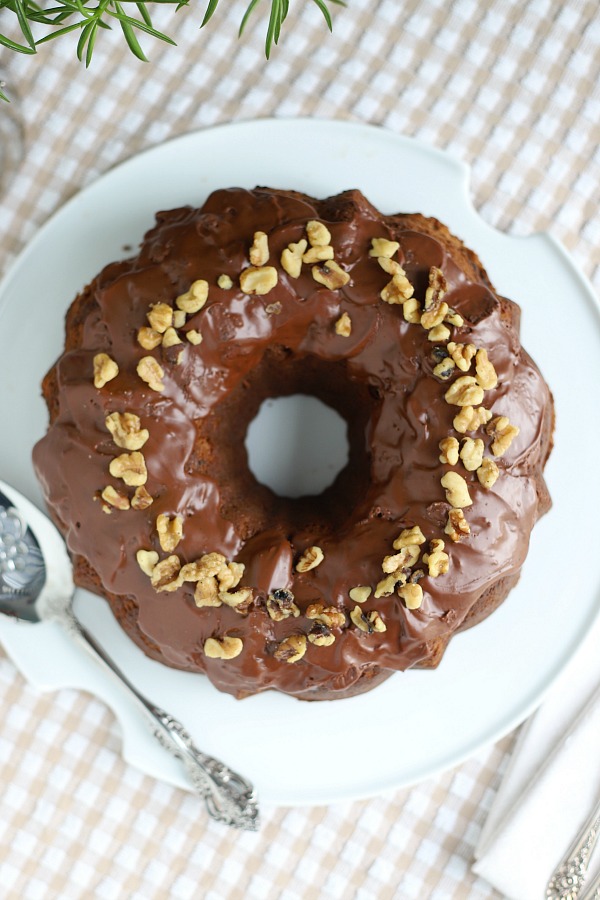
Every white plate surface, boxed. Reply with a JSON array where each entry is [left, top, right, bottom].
[[0, 119, 599, 807]]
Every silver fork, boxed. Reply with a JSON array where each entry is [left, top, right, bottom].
[[0, 481, 259, 830], [546, 796, 600, 899]]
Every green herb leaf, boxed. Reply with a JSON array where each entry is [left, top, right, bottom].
[[200, 0, 219, 27]]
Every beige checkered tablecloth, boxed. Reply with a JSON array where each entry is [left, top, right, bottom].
[[0, 1, 599, 897]]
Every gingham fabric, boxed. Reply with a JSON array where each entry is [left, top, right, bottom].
[[0, 1, 598, 897]]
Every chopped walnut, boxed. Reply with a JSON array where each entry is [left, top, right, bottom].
[[137, 356, 165, 392], [186, 330, 203, 345], [173, 309, 186, 329], [445, 508, 471, 542], [460, 437, 484, 472], [374, 573, 404, 598], [453, 405, 493, 434], [267, 589, 300, 621], [176, 280, 209, 314], [312, 260, 350, 290], [137, 327, 163, 350], [307, 621, 336, 647], [421, 302, 449, 331], [447, 342, 476, 372], [487, 416, 520, 457], [306, 220, 331, 247], [424, 266, 447, 311], [249, 231, 270, 267], [377, 256, 403, 276], [151, 555, 183, 592], [306, 604, 346, 629], [131, 486, 153, 510], [217, 562, 245, 592], [194, 576, 221, 607], [350, 605, 386, 634], [105, 412, 149, 451], [444, 375, 485, 407], [303, 245, 335, 264], [273, 634, 307, 663], [397, 583, 423, 610], [392, 525, 426, 549], [296, 546, 324, 573], [477, 457, 500, 488], [381, 269, 414, 304], [349, 585, 372, 604], [335, 312, 352, 336], [444, 309, 464, 327], [475, 348, 498, 390], [109, 451, 148, 486], [240, 266, 278, 295], [136, 549, 159, 576], [147, 302, 173, 334], [382, 545, 420, 573], [217, 274, 233, 290], [427, 324, 451, 342], [441, 471, 472, 508], [423, 539, 450, 577], [219, 588, 253, 614], [403, 298, 422, 323], [101, 485, 130, 510], [433, 357, 456, 380], [162, 327, 182, 348], [280, 240, 308, 278], [204, 636, 243, 660], [156, 513, 184, 553], [439, 436, 460, 465], [369, 237, 400, 259], [93, 353, 119, 389]]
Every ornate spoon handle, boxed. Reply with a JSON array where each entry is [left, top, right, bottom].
[[547, 798, 600, 899], [48, 600, 259, 830], [580, 869, 600, 900]]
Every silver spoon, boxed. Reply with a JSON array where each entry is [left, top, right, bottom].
[[547, 795, 600, 899], [0, 481, 259, 831]]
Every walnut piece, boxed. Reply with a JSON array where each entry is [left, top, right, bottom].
[[382, 545, 420, 573], [477, 457, 500, 488], [312, 261, 350, 290], [109, 451, 148, 486], [447, 342, 476, 372], [186, 329, 203, 345], [240, 266, 278, 295], [439, 436, 460, 466], [267, 589, 300, 621], [147, 302, 173, 334], [374, 573, 404, 598], [350, 605, 386, 634], [381, 269, 414, 304], [176, 280, 209, 314], [219, 588, 253, 614], [307, 621, 336, 647], [487, 416, 520, 457], [433, 357, 456, 380], [217, 274, 233, 290], [303, 245, 335, 264], [137, 327, 163, 350], [349, 585, 372, 604], [280, 240, 308, 279], [427, 324, 451, 342], [156, 513, 184, 553], [194, 576, 221, 607], [131, 486, 153, 510], [460, 437, 484, 472], [173, 309, 186, 329], [273, 634, 307, 663], [306, 604, 346, 629], [296, 545, 324, 573], [249, 231, 270, 267], [403, 298, 422, 323], [136, 549, 159, 576], [441, 471, 472, 508], [151, 555, 183, 592], [162, 326, 182, 348], [392, 525, 426, 550], [453, 405, 493, 434], [423, 266, 447, 311], [93, 353, 119, 389], [445, 508, 471, 542], [475, 348, 498, 390], [335, 312, 352, 336], [105, 412, 149, 451], [306, 220, 331, 247], [423, 539, 450, 577], [101, 486, 130, 510], [369, 237, 400, 259], [204, 636, 243, 660], [137, 356, 165, 392], [397, 583, 423, 610], [445, 376, 485, 407]]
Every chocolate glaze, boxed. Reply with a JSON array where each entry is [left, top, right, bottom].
[[33, 188, 554, 700]]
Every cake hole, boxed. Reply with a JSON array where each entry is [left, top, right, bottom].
[[245, 394, 349, 499]]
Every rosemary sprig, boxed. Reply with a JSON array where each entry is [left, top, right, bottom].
[[0, 0, 346, 96]]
